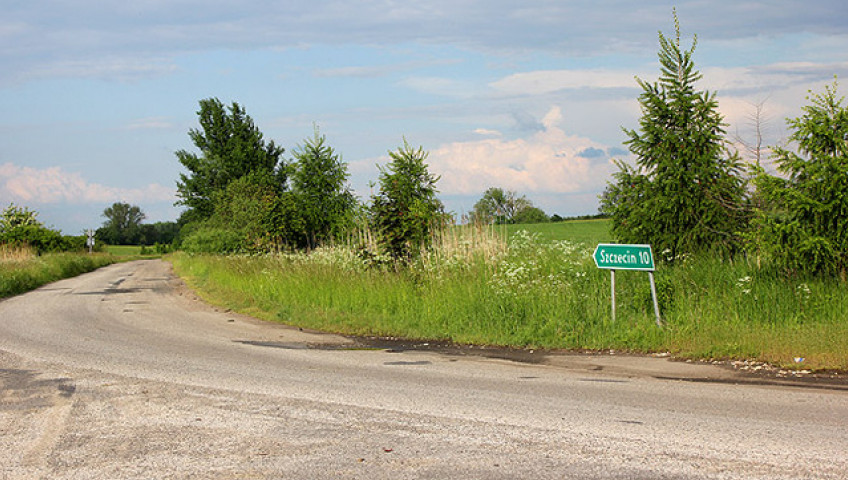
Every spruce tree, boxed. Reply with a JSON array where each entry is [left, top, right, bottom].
[[602, 12, 747, 261], [289, 127, 356, 249], [370, 139, 445, 262], [752, 79, 848, 277]]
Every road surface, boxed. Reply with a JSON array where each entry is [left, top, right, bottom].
[[1, 259, 846, 479]]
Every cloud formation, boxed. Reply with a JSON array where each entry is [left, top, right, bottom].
[[428, 107, 617, 196], [4, 1, 847, 84], [491, 69, 645, 97], [0, 163, 176, 206]]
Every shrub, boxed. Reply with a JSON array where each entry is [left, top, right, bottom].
[[180, 226, 246, 254]]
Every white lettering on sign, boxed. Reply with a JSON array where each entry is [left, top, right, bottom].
[[601, 249, 638, 266]]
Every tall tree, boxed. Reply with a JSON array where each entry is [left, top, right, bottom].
[[752, 79, 848, 277], [176, 98, 285, 219], [98, 202, 146, 245], [370, 139, 445, 261], [289, 127, 356, 248], [470, 187, 533, 225], [601, 11, 747, 261]]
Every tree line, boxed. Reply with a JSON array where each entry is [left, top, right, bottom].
[[600, 11, 847, 278], [172, 98, 445, 262], [155, 9, 848, 279], [5, 11, 844, 279]]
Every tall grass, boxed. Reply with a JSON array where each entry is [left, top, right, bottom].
[[0, 252, 117, 299], [169, 222, 848, 371], [1, 243, 36, 262]]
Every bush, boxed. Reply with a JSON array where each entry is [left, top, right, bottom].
[[180, 226, 246, 254], [1, 224, 71, 253]]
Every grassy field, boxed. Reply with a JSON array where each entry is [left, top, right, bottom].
[[0, 249, 118, 299], [105, 245, 167, 256], [170, 219, 848, 371], [505, 218, 612, 244]]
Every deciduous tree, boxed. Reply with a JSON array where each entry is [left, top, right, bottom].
[[176, 98, 285, 219], [98, 202, 145, 245], [470, 187, 533, 225]]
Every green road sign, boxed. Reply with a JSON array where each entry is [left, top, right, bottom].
[[593, 244, 655, 271]]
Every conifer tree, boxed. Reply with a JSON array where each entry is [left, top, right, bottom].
[[370, 139, 445, 262], [751, 79, 848, 277], [289, 127, 356, 249], [602, 11, 747, 261]]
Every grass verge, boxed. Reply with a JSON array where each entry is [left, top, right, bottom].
[[0, 253, 118, 299], [168, 221, 848, 371]]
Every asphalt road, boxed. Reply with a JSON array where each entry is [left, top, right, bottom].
[[1, 259, 846, 479]]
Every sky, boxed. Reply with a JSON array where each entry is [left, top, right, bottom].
[[1, 1, 847, 234]]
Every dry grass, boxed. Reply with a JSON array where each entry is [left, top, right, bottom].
[[0, 244, 36, 262]]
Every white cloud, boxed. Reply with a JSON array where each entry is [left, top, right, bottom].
[[427, 107, 616, 196], [490, 69, 645, 96], [4, 1, 847, 85], [474, 128, 502, 137], [0, 163, 176, 205], [702, 62, 848, 94]]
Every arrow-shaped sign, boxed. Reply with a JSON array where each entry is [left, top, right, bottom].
[[593, 244, 655, 271]]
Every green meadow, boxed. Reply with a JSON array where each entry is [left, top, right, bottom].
[[170, 219, 848, 371], [105, 245, 145, 256]]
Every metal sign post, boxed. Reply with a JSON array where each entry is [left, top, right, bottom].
[[593, 244, 661, 326]]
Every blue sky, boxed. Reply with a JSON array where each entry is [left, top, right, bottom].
[[2, 0, 847, 234]]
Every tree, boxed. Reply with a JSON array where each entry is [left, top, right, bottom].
[[138, 221, 180, 246], [370, 139, 445, 261], [176, 98, 285, 219], [751, 79, 848, 277], [601, 11, 747, 261], [513, 206, 550, 224], [288, 127, 357, 248], [98, 202, 145, 245], [733, 97, 772, 169], [179, 171, 281, 253], [470, 187, 533, 224]]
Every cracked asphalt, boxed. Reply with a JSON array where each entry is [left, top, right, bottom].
[[1, 259, 846, 479]]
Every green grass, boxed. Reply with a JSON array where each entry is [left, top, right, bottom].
[[105, 245, 144, 256], [506, 218, 613, 245], [104, 245, 166, 258], [0, 253, 118, 299], [168, 219, 848, 371]]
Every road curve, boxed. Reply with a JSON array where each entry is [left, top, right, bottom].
[[1, 259, 846, 479]]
